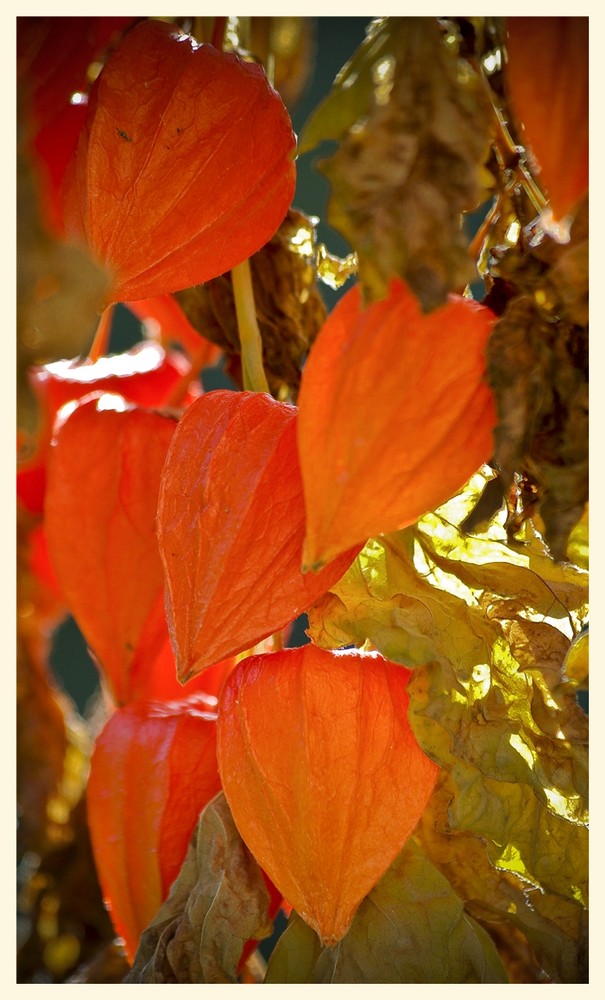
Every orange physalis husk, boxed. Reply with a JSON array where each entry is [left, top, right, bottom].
[[126, 295, 220, 365], [157, 390, 360, 682], [297, 278, 497, 569], [217, 644, 440, 947], [130, 625, 237, 704], [44, 398, 177, 705], [18, 341, 200, 516], [17, 16, 136, 235], [86, 693, 222, 961], [62, 18, 297, 305], [505, 17, 588, 223]]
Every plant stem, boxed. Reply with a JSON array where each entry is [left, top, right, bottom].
[[88, 304, 115, 362], [492, 105, 548, 215], [232, 259, 269, 394]]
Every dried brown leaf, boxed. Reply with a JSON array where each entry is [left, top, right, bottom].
[[126, 793, 273, 983], [486, 202, 588, 557], [175, 209, 327, 400], [302, 17, 494, 309]]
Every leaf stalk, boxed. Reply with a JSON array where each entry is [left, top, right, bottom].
[[232, 259, 269, 394]]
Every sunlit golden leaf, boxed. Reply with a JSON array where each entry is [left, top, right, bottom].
[[307, 479, 588, 908], [415, 772, 587, 982]]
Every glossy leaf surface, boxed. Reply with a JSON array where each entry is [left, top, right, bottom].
[[45, 399, 177, 704], [506, 17, 588, 222], [87, 694, 222, 961], [297, 278, 496, 569], [157, 390, 359, 680], [217, 645, 440, 946], [63, 18, 297, 304]]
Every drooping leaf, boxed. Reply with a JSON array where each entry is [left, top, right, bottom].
[[86, 694, 222, 962], [264, 912, 323, 983], [300, 17, 493, 308], [125, 792, 273, 983], [308, 479, 588, 914], [44, 399, 177, 705], [266, 838, 507, 983], [414, 772, 587, 983], [485, 198, 588, 558], [217, 645, 439, 946], [157, 390, 359, 680], [62, 18, 297, 305], [297, 278, 496, 569], [505, 17, 588, 223], [174, 209, 328, 401]]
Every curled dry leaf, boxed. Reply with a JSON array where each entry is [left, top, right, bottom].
[[62, 18, 296, 304], [485, 198, 589, 557], [126, 792, 274, 983], [505, 17, 588, 223], [297, 278, 496, 569], [44, 399, 177, 705], [414, 771, 587, 983], [174, 209, 328, 401], [217, 645, 440, 947], [157, 390, 359, 681], [300, 17, 493, 309], [86, 694, 222, 962]]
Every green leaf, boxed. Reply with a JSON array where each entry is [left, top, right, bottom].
[[264, 912, 323, 983], [266, 840, 508, 983], [125, 793, 273, 983]]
